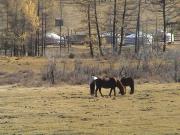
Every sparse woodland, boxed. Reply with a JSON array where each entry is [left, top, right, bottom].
[[0, 0, 179, 85]]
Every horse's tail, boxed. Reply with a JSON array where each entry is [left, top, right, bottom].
[[130, 79, 134, 94], [117, 79, 125, 95], [90, 80, 96, 96]]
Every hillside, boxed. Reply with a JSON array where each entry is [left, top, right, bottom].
[[54, 0, 180, 34]]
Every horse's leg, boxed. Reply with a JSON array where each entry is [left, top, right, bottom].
[[130, 84, 134, 94], [90, 81, 95, 96], [120, 85, 125, 95], [113, 88, 116, 96], [120, 87, 126, 94], [99, 88, 104, 97], [109, 88, 112, 97], [119, 86, 125, 95], [124, 86, 126, 94], [95, 87, 99, 97]]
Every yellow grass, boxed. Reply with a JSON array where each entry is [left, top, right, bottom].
[[0, 42, 179, 72], [0, 43, 179, 134], [0, 83, 180, 134], [0, 56, 48, 73]]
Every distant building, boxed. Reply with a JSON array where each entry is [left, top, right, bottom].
[[68, 32, 87, 45], [46, 32, 66, 45], [123, 32, 153, 46], [155, 30, 175, 44]]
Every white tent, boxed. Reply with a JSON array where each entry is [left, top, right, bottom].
[[155, 30, 174, 44], [166, 33, 174, 43], [123, 32, 153, 45], [46, 32, 65, 45], [124, 34, 136, 45]]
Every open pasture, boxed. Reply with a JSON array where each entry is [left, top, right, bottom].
[[0, 83, 180, 135]]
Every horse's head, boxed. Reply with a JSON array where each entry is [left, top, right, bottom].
[[89, 80, 95, 96], [89, 76, 98, 84], [116, 79, 125, 95]]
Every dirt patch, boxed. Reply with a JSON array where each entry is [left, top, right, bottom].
[[0, 83, 179, 134]]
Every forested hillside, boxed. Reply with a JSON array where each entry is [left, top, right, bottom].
[[0, 0, 179, 57]]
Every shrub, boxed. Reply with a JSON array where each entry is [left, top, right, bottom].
[[69, 53, 75, 59], [41, 60, 56, 84]]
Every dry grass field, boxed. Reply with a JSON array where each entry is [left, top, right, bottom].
[[0, 43, 179, 134], [0, 83, 180, 135]]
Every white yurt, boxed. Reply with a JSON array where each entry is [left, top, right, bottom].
[[124, 32, 153, 45], [166, 33, 174, 43], [46, 32, 65, 45]]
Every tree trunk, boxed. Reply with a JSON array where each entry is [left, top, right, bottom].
[[6, 3, 9, 55], [41, 10, 44, 56], [35, 0, 40, 56], [119, 0, 127, 55], [22, 15, 26, 56], [43, 1, 47, 56], [37, 0, 40, 56], [112, 0, 117, 54], [88, 3, 94, 57], [163, 0, 166, 52], [59, 0, 62, 57], [67, 27, 70, 53], [135, 0, 141, 53], [94, 0, 103, 56], [155, 14, 159, 52]]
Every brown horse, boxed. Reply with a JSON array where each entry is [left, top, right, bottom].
[[120, 77, 134, 94], [89, 76, 125, 97]]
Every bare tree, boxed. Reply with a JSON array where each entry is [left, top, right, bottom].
[[94, 0, 103, 56], [162, 0, 166, 52], [112, 0, 117, 54], [135, 0, 141, 54], [118, 0, 127, 55], [87, 2, 94, 57]]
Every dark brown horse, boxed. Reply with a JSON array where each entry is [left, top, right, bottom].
[[120, 77, 134, 94], [90, 76, 125, 97]]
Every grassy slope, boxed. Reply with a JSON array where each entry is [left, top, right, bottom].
[[0, 43, 179, 73], [0, 83, 180, 134]]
